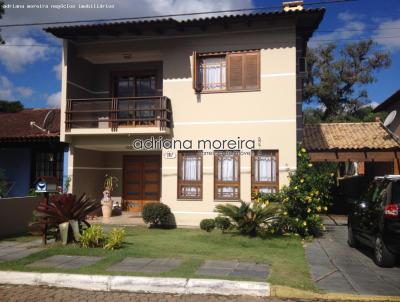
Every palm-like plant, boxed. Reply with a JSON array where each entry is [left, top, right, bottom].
[[215, 201, 279, 236], [35, 193, 100, 224], [32, 193, 101, 244]]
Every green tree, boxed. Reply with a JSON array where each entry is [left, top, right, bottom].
[[304, 106, 388, 124], [279, 147, 336, 237], [0, 100, 24, 112], [304, 40, 391, 121]]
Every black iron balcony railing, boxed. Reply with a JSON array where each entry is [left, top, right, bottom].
[[65, 96, 172, 132]]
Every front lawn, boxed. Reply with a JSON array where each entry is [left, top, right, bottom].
[[0, 227, 314, 290]]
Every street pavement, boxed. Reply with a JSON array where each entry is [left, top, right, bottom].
[[0, 284, 359, 302], [305, 220, 400, 296]]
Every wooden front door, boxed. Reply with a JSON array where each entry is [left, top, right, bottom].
[[123, 155, 161, 213]]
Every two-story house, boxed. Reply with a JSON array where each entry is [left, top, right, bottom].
[[45, 1, 324, 225]]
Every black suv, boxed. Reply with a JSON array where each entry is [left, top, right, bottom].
[[348, 175, 400, 267]]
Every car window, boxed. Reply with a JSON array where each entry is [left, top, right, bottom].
[[391, 181, 400, 204], [377, 187, 388, 204], [363, 182, 377, 202], [371, 182, 384, 203]]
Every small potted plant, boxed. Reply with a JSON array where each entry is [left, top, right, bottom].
[[101, 174, 118, 219]]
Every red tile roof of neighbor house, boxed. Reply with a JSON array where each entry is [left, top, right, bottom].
[[303, 122, 400, 152], [0, 109, 60, 142]]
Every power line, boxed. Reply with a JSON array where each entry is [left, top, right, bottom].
[[2, 35, 399, 49], [0, 0, 356, 28]]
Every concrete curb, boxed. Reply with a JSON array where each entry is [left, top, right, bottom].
[[0, 271, 270, 297], [271, 285, 400, 302]]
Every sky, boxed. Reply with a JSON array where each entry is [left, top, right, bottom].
[[0, 0, 398, 109]]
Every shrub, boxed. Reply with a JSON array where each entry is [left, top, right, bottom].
[[215, 201, 279, 236], [104, 227, 125, 250], [79, 225, 105, 248], [263, 145, 336, 237], [214, 216, 231, 232], [34, 193, 101, 225], [200, 219, 215, 232], [142, 202, 175, 228], [31, 193, 101, 243]]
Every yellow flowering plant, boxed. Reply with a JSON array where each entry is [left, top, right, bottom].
[[263, 144, 337, 237]]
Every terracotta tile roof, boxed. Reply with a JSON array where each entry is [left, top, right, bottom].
[[0, 109, 60, 142], [303, 122, 400, 152], [44, 8, 325, 42]]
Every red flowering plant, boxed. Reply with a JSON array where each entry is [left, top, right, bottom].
[[32, 193, 100, 243]]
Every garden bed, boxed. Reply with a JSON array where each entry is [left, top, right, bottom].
[[0, 227, 314, 290]]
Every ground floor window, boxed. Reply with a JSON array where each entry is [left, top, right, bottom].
[[251, 150, 279, 194], [31, 151, 64, 187], [214, 151, 240, 200], [177, 151, 203, 199]]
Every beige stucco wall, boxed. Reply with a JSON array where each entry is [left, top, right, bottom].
[[63, 26, 298, 226]]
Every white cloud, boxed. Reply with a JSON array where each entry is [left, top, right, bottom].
[[0, 37, 50, 72], [0, 0, 252, 73], [310, 12, 365, 46], [0, 0, 252, 26], [0, 76, 14, 99], [362, 102, 379, 109], [373, 19, 400, 50], [338, 11, 363, 22], [53, 62, 62, 80], [15, 87, 34, 97], [0, 75, 34, 100], [47, 91, 61, 108]]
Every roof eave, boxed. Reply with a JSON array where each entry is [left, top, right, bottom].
[[43, 8, 325, 40]]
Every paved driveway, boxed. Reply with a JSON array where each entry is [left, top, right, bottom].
[[305, 218, 400, 296]]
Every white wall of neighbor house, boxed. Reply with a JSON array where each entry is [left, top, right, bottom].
[[63, 25, 298, 226]]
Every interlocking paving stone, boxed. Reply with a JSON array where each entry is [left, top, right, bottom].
[[201, 260, 238, 269], [107, 257, 182, 273], [196, 260, 269, 281], [27, 255, 102, 269], [230, 269, 268, 279], [0, 240, 43, 262], [305, 225, 400, 296], [196, 268, 232, 277], [0, 284, 325, 302]]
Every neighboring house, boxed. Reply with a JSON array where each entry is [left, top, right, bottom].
[[374, 89, 400, 135], [303, 122, 400, 213], [303, 122, 400, 175], [44, 1, 324, 225], [0, 109, 68, 197]]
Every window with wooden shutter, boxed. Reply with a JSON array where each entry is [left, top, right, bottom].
[[227, 53, 244, 91], [251, 150, 279, 196], [214, 151, 240, 200], [193, 50, 260, 93], [192, 51, 200, 92], [178, 151, 203, 199], [243, 52, 260, 90]]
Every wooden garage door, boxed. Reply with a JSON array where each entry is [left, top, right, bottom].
[[123, 155, 161, 212]]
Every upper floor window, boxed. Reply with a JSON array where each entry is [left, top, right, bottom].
[[251, 150, 279, 194], [178, 151, 203, 199], [193, 50, 260, 93], [199, 56, 226, 91]]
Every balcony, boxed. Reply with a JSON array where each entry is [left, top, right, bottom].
[[65, 96, 172, 134]]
